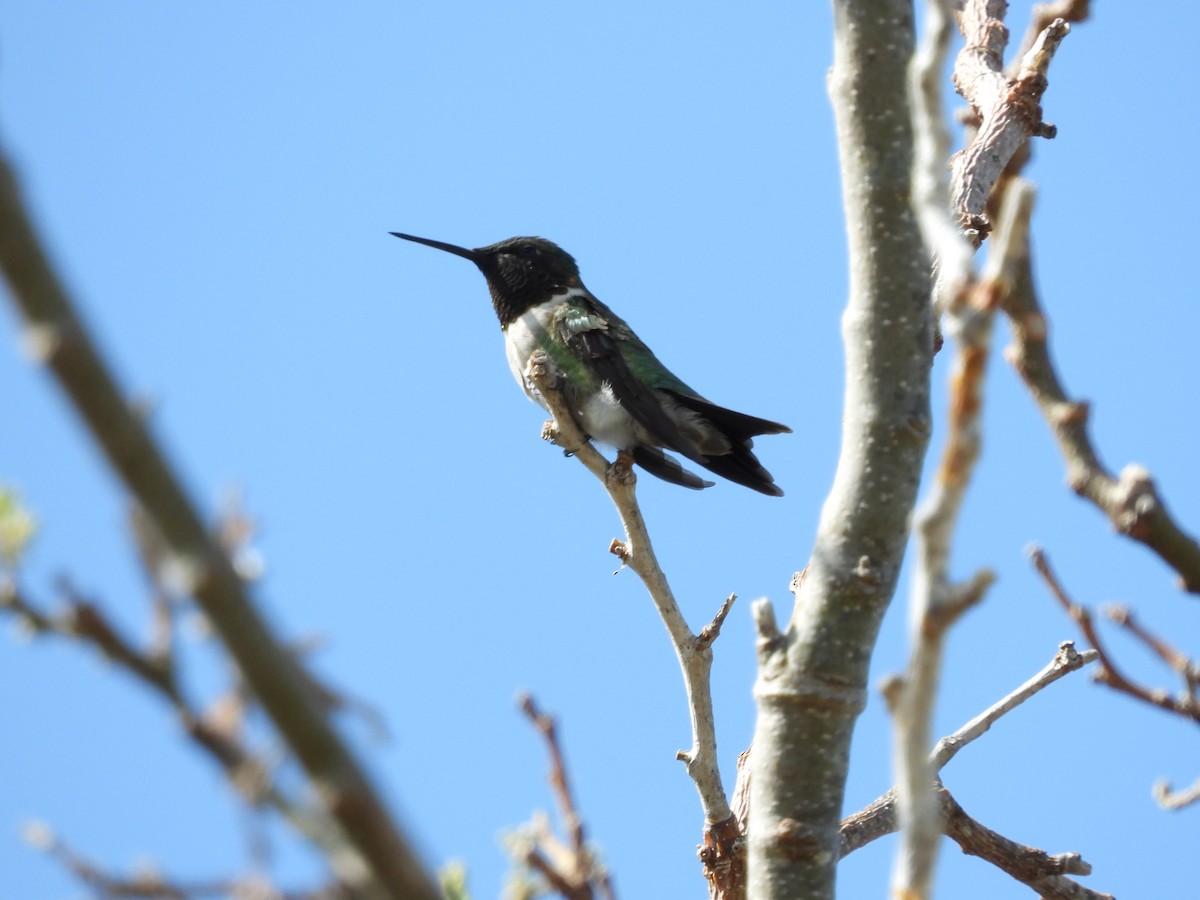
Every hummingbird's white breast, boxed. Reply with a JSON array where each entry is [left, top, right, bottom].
[[502, 289, 642, 450]]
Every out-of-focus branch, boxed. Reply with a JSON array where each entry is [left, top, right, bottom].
[[1034, 547, 1200, 807], [951, 1, 1070, 239], [1154, 778, 1200, 812], [911, 0, 975, 317], [525, 353, 740, 898], [997, 181, 1200, 592], [0, 578, 352, 876], [0, 146, 436, 900], [505, 695, 616, 900], [891, 154, 1040, 900], [20, 821, 303, 900], [1031, 546, 1200, 724], [1012, 0, 1092, 72], [745, 3, 934, 897]]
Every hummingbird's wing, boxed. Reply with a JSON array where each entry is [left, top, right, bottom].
[[557, 293, 790, 496], [555, 297, 710, 467]]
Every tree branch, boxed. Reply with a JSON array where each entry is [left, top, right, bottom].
[[930, 640, 1097, 770], [860, 641, 1099, 863], [998, 192, 1200, 593], [0, 577, 357, 883], [841, 644, 1106, 896], [1031, 546, 1200, 723], [892, 155, 1041, 900], [746, 2, 934, 897], [0, 145, 436, 900], [1011, 0, 1092, 74], [509, 695, 616, 900], [843, 641, 1098, 848], [840, 786, 1111, 899], [1154, 778, 1200, 812], [19, 821, 329, 900], [951, 1, 1071, 239], [525, 353, 740, 897]]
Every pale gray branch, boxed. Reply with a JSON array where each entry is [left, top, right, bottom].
[[951, 2, 1071, 238], [746, 3, 934, 898], [910, 0, 975, 316], [842, 645, 1107, 897], [524, 353, 742, 897], [891, 121, 1045, 900], [931, 641, 1097, 770], [1154, 778, 1200, 812]]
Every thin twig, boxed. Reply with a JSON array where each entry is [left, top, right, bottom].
[[525, 352, 741, 896], [1104, 603, 1200, 701], [1153, 778, 1200, 812], [0, 579, 351, 871], [843, 641, 1098, 857], [999, 181, 1200, 593], [519, 696, 587, 859], [942, 788, 1111, 900], [514, 695, 616, 900], [1011, 0, 1092, 73], [930, 641, 1097, 769], [1030, 545, 1200, 722], [910, 0, 976, 318], [20, 821, 268, 900]]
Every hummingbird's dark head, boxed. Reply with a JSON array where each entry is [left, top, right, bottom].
[[474, 237, 581, 324], [391, 233, 581, 328]]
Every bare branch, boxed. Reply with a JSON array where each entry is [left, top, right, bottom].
[[951, 2, 1071, 238], [526, 353, 741, 896], [697, 593, 737, 651], [890, 172, 1040, 900], [844, 641, 1098, 858], [1031, 545, 1200, 722], [910, 0, 976, 318], [0, 579, 355, 879], [1154, 778, 1200, 812], [19, 821, 322, 900], [512, 695, 616, 900], [931, 641, 1097, 769], [0, 145, 436, 900], [840, 787, 1111, 899], [744, 3, 934, 896], [1011, 1, 1092, 73], [1104, 604, 1200, 701], [942, 788, 1111, 900], [999, 182, 1200, 593]]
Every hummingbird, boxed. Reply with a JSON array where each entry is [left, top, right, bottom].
[[391, 233, 791, 496]]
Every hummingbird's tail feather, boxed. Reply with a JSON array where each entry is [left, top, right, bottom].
[[659, 390, 788, 496], [662, 390, 792, 439], [697, 444, 785, 497], [632, 446, 715, 491]]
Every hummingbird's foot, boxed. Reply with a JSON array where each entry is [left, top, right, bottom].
[[607, 449, 637, 488], [543, 419, 594, 458]]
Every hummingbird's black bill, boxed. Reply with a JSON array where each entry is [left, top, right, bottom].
[[390, 232, 481, 263]]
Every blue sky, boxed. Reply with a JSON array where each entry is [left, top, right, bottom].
[[2, 3, 1198, 898]]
